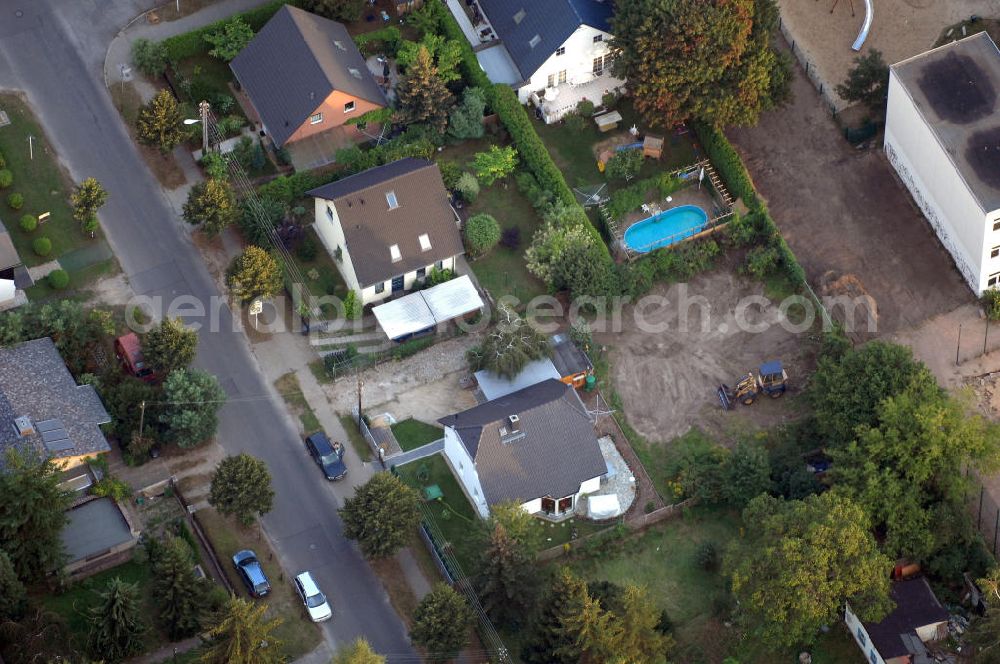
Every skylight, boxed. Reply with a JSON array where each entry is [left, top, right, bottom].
[[528, 34, 541, 49], [513, 8, 525, 24], [348, 67, 362, 79], [386, 191, 399, 209], [419, 233, 431, 252], [333, 40, 346, 51], [389, 244, 402, 262]]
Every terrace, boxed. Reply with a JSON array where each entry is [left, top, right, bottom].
[[530, 74, 627, 125]]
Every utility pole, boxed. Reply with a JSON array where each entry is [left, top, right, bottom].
[[138, 400, 146, 439], [199, 100, 211, 154], [27, 135, 33, 160], [356, 369, 364, 431]]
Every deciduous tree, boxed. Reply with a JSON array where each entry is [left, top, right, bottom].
[[967, 567, 1000, 663], [612, 0, 791, 128], [71, 177, 108, 235], [606, 149, 643, 182], [158, 368, 226, 447], [226, 246, 283, 304], [131, 38, 169, 77], [339, 473, 420, 558], [209, 454, 275, 527], [397, 33, 463, 83], [472, 145, 518, 186], [525, 222, 618, 300], [298, 0, 365, 22], [466, 304, 550, 379], [183, 179, 239, 236], [200, 597, 283, 664], [396, 46, 453, 135], [152, 537, 205, 639], [137, 89, 185, 153], [144, 316, 197, 376], [482, 500, 543, 554], [87, 577, 146, 662], [836, 49, 889, 118], [409, 583, 471, 659], [0, 607, 77, 664], [0, 450, 71, 581], [204, 17, 254, 62], [332, 638, 386, 664], [725, 492, 893, 649]]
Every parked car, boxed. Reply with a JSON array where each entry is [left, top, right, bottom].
[[305, 431, 347, 481], [293, 571, 332, 622], [114, 332, 155, 383], [232, 549, 270, 598]]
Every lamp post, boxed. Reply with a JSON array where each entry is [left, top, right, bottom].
[[183, 100, 211, 154]]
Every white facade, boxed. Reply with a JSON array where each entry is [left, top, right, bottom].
[[311, 197, 457, 306], [885, 66, 1000, 295], [845, 603, 887, 664], [442, 427, 489, 518], [517, 24, 614, 102]]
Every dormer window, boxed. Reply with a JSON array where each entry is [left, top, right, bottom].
[[419, 234, 431, 252], [513, 8, 525, 24], [386, 191, 399, 209], [529, 34, 541, 49], [389, 244, 401, 262]]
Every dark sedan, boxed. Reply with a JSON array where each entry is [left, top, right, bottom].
[[306, 431, 347, 481], [232, 549, 270, 598]]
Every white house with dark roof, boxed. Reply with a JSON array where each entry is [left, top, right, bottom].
[[845, 577, 949, 664], [438, 379, 606, 519], [308, 158, 464, 306], [0, 337, 110, 469], [885, 32, 1000, 294], [474, 0, 624, 122]]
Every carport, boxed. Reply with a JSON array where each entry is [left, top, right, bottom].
[[476, 43, 523, 86], [372, 275, 484, 341]]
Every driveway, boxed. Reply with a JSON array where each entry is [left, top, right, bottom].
[[0, 0, 413, 658], [726, 43, 973, 337]]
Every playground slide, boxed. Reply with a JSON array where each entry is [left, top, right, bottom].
[[852, 0, 873, 51]]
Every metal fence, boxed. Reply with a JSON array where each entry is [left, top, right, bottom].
[[778, 18, 841, 117]]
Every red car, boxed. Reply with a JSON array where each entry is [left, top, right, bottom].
[[114, 332, 156, 383]]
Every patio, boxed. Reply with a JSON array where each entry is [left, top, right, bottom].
[[286, 124, 373, 171], [530, 75, 626, 124]]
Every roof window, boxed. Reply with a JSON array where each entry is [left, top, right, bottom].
[[390, 244, 402, 262], [386, 191, 399, 209], [419, 233, 431, 251], [513, 8, 525, 24], [528, 34, 541, 49], [334, 40, 347, 51], [348, 67, 362, 79]]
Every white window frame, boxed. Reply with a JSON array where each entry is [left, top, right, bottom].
[[547, 73, 555, 88], [386, 191, 399, 209], [558, 69, 567, 84], [389, 244, 402, 262], [326, 205, 334, 221], [992, 245, 1000, 259], [310, 113, 323, 125], [529, 34, 541, 49], [555, 46, 565, 56], [344, 100, 356, 113], [989, 272, 1000, 287], [419, 233, 431, 252], [375, 282, 385, 294]]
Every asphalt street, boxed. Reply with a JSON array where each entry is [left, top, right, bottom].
[[0, 0, 415, 658]]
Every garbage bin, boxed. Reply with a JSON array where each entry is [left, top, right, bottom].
[[585, 375, 597, 392]]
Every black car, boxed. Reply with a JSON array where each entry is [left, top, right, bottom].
[[232, 549, 270, 598], [306, 431, 347, 481]]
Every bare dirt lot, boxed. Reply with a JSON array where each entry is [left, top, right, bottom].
[[596, 265, 820, 444], [778, 0, 997, 110], [727, 50, 973, 337]]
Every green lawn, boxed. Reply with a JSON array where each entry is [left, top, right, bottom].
[[173, 54, 245, 121], [25, 257, 118, 302], [0, 93, 96, 267], [466, 183, 548, 305], [395, 453, 482, 571], [536, 516, 609, 549], [340, 414, 373, 461], [274, 372, 321, 435], [391, 418, 443, 451], [40, 558, 168, 654], [292, 227, 348, 316]]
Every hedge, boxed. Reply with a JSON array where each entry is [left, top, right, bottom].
[[435, 1, 492, 90], [257, 169, 339, 206], [159, 0, 298, 61]]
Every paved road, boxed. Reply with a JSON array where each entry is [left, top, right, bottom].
[[0, 0, 414, 659]]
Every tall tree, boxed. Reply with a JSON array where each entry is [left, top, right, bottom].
[[183, 179, 239, 236], [397, 34, 463, 83], [152, 537, 205, 640], [0, 449, 71, 581], [522, 567, 589, 664], [332, 638, 386, 664], [158, 368, 226, 447], [836, 49, 889, 118], [0, 607, 77, 664], [209, 454, 275, 527], [612, 0, 790, 128], [200, 597, 283, 664], [482, 500, 543, 554], [136, 89, 185, 153], [226, 246, 283, 304], [70, 178, 108, 236], [478, 522, 538, 628], [87, 577, 146, 662], [967, 566, 1000, 663], [832, 379, 1000, 561], [614, 584, 673, 664], [447, 87, 487, 140], [298, 0, 365, 22], [725, 492, 893, 649], [409, 583, 471, 660], [559, 591, 622, 664], [143, 316, 197, 376], [0, 551, 25, 622], [466, 303, 551, 379], [339, 473, 420, 558], [204, 17, 254, 62], [1, 301, 115, 376], [395, 46, 453, 135]]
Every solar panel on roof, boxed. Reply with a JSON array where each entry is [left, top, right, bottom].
[[36, 418, 63, 432]]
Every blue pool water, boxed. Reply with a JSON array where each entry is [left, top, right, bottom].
[[623, 205, 709, 253]]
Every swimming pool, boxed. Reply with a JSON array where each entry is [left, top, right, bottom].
[[623, 205, 709, 253]]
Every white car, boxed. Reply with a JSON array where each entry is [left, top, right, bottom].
[[293, 571, 332, 622]]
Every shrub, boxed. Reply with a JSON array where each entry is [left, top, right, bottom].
[[0, 170, 12, 188], [601, 91, 618, 110], [454, 172, 479, 203], [743, 244, 781, 278], [0, 151, 5, 169], [606, 148, 643, 182], [500, 226, 521, 249], [19, 214, 37, 233], [464, 213, 501, 255], [984, 289, 1000, 321], [691, 122, 756, 206], [131, 37, 169, 76], [47, 269, 69, 290], [725, 210, 760, 247], [6, 193, 23, 210], [353, 26, 402, 57], [160, 1, 285, 61], [608, 186, 644, 220], [200, 152, 228, 180], [32, 237, 52, 256], [297, 234, 318, 261], [563, 111, 586, 133], [437, 160, 461, 190], [696, 541, 719, 571], [576, 99, 595, 117], [342, 290, 362, 320]]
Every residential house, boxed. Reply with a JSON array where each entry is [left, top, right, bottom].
[[0, 337, 111, 469], [438, 379, 606, 519], [308, 158, 464, 306], [845, 577, 949, 664], [476, 0, 624, 122], [230, 5, 387, 152], [884, 32, 1000, 294], [0, 223, 27, 310]]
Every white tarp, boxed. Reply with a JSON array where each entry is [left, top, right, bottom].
[[0, 279, 14, 304], [588, 494, 622, 519], [373, 275, 484, 341]]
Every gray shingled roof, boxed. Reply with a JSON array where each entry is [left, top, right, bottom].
[[864, 578, 949, 659], [438, 379, 605, 505], [308, 159, 464, 287], [0, 338, 110, 461], [229, 5, 386, 147], [478, 0, 614, 81]]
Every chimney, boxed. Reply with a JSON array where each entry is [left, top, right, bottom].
[[13, 416, 34, 437], [508, 414, 520, 431]]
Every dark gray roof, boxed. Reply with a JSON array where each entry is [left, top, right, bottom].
[[60, 498, 134, 564], [891, 32, 1000, 211], [0, 338, 110, 461], [864, 577, 949, 659], [308, 159, 464, 287], [478, 0, 613, 80], [229, 5, 386, 147], [438, 379, 605, 505], [549, 334, 591, 377]]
